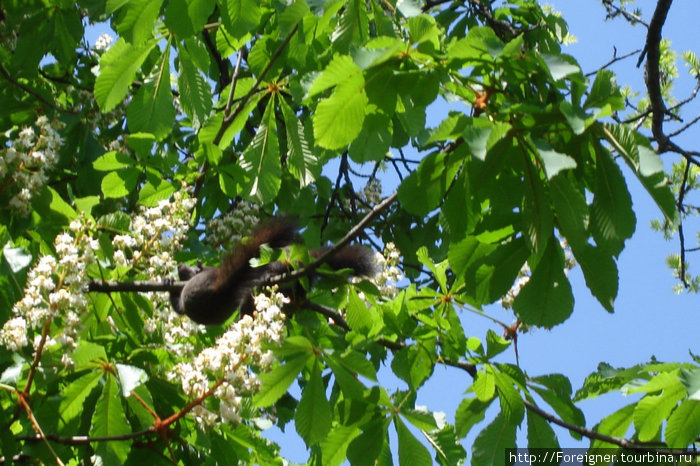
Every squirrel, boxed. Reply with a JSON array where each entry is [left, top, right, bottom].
[[169, 217, 377, 325]]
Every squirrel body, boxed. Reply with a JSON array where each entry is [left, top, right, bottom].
[[170, 218, 376, 325]]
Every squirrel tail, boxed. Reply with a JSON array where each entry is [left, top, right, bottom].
[[311, 244, 377, 277], [215, 217, 299, 290]]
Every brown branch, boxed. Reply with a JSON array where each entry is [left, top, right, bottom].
[[17, 428, 156, 445], [87, 280, 184, 293], [677, 160, 691, 287], [262, 191, 398, 286], [523, 399, 700, 456], [224, 48, 246, 115], [17, 395, 64, 465], [584, 47, 642, 78], [643, 0, 673, 151]]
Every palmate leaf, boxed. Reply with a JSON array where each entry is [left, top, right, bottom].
[[513, 240, 574, 328], [313, 74, 368, 149], [398, 149, 463, 217], [665, 399, 700, 448], [221, 0, 261, 36], [126, 49, 175, 140], [590, 148, 636, 256], [95, 38, 157, 112], [320, 425, 361, 466], [91, 374, 131, 464], [633, 381, 685, 441], [527, 409, 560, 451], [114, 0, 163, 44], [295, 360, 332, 445], [178, 47, 213, 130], [471, 413, 516, 466], [395, 416, 432, 466], [239, 98, 281, 203], [522, 150, 554, 255], [58, 370, 103, 425], [280, 98, 319, 186], [253, 354, 309, 408], [601, 123, 678, 224]]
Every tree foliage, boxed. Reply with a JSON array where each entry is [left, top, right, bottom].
[[0, 0, 699, 464]]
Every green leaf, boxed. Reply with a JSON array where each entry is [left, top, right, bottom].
[[91, 374, 131, 464], [178, 47, 213, 130], [574, 243, 618, 312], [513, 240, 574, 328], [295, 360, 332, 445], [280, 98, 319, 186], [398, 150, 462, 216], [348, 113, 392, 163], [101, 168, 140, 198], [93, 151, 136, 171], [492, 370, 524, 424], [601, 124, 677, 224], [463, 118, 494, 161], [59, 371, 103, 425], [253, 354, 309, 407], [321, 425, 361, 466], [592, 402, 635, 445], [522, 151, 553, 255], [584, 69, 624, 111], [138, 178, 176, 207], [391, 341, 436, 390], [407, 15, 440, 49], [72, 342, 108, 371], [48, 186, 78, 220], [95, 38, 157, 112], [346, 288, 377, 334], [239, 98, 281, 203], [559, 101, 587, 135], [534, 140, 577, 180], [164, 0, 194, 37], [527, 408, 559, 449], [348, 419, 388, 466], [472, 368, 496, 402], [485, 330, 511, 359], [114, 0, 163, 44], [395, 416, 432, 466], [126, 51, 175, 140], [338, 348, 378, 381], [471, 413, 516, 466], [665, 399, 700, 448], [549, 173, 588, 248], [633, 381, 685, 441], [450, 236, 528, 306], [542, 54, 580, 81], [307, 55, 360, 98], [401, 407, 438, 432], [221, 0, 261, 35], [455, 397, 491, 438], [426, 426, 467, 466], [531, 385, 585, 440], [313, 72, 368, 149], [590, 149, 636, 256], [324, 355, 366, 399], [680, 368, 700, 400]]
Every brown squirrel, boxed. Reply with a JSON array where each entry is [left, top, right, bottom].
[[170, 217, 376, 325]]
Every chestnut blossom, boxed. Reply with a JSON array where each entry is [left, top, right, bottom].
[[168, 287, 288, 428], [0, 115, 64, 215]]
